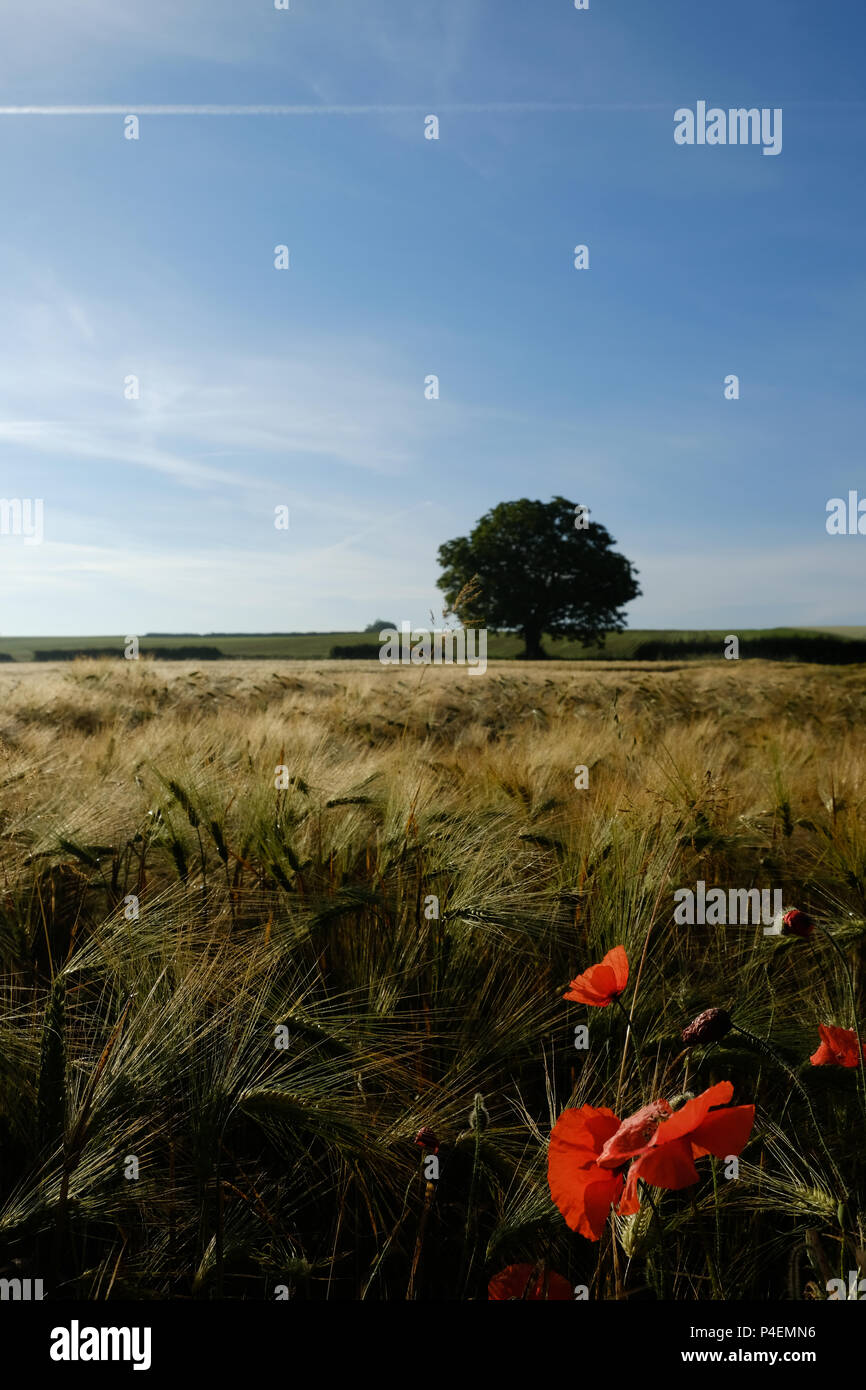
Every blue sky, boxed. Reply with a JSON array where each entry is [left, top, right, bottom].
[[0, 0, 864, 634]]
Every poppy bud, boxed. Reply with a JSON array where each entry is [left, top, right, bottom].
[[682, 1007, 732, 1046], [469, 1093, 490, 1131], [668, 1091, 696, 1111], [414, 1126, 439, 1154], [781, 909, 814, 939]]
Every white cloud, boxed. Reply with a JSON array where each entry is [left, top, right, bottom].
[[0, 0, 484, 94], [0, 278, 452, 486], [0, 524, 436, 635]]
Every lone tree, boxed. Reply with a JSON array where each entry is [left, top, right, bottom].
[[436, 497, 640, 660]]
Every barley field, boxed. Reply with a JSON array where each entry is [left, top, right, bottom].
[[0, 658, 864, 1300]]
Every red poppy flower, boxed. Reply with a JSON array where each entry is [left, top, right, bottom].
[[488, 1264, 572, 1300], [548, 1083, 754, 1241], [810, 1024, 866, 1068], [564, 945, 629, 1007], [602, 1082, 755, 1213]]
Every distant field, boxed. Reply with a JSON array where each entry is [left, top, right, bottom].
[[2, 627, 866, 662], [809, 626, 866, 640]]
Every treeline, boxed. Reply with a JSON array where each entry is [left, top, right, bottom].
[[25, 646, 227, 662], [632, 634, 866, 664], [331, 634, 866, 664], [2, 634, 864, 665], [330, 643, 380, 659]]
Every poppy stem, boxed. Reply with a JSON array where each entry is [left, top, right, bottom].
[[610, 1211, 623, 1299], [639, 1184, 668, 1300], [459, 1101, 485, 1298], [613, 995, 646, 1091], [614, 843, 680, 1112], [406, 1176, 437, 1301], [711, 1158, 722, 1278], [690, 1191, 724, 1299], [813, 923, 866, 1119]]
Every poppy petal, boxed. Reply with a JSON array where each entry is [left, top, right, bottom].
[[549, 1105, 621, 1166], [653, 1081, 734, 1146], [631, 1138, 700, 1191], [603, 945, 629, 994], [550, 1160, 624, 1240], [597, 1100, 672, 1168], [581, 1171, 625, 1240], [810, 1024, 863, 1068], [690, 1104, 755, 1159], [617, 1164, 642, 1215], [548, 1106, 624, 1240], [564, 964, 616, 1005], [488, 1264, 573, 1300]]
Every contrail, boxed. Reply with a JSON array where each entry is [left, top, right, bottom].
[[0, 102, 670, 116], [0, 100, 858, 117]]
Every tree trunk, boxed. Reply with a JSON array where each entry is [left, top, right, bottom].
[[522, 626, 546, 660]]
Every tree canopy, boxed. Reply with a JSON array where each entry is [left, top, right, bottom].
[[436, 496, 640, 659]]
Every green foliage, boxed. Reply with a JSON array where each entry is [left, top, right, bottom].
[[436, 496, 641, 658]]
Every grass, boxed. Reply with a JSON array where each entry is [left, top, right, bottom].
[[0, 657, 864, 1300]]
